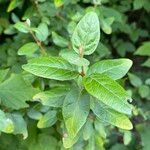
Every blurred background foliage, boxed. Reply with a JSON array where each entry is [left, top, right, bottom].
[[0, 0, 150, 150]]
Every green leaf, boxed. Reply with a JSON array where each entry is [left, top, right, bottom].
[[18, 42, 39, 56], [138, 85, 150, 98], [101, 17, 114, 34], [83, 74, 132, 115], [87, 59, 132, 80], [7, 0, 23, 12], [37, 110, 57, 128], [134, 42, 150, 56], [8, 113, 28, 139], [54, 0, 64, 8], [22, 56, 79, 81], [133, 0, 144, 10], [0, 68, 9, 83], [0, 110, 14, 133], [52, 32, 69, 47], [14, 22, 29, 33], [33, 87, 69, 107], [27, 108, 42, 120], [34, 23, 49, 42], [136, 123, 150, 150], [83, 119, 93, 140], [72, 12, 100, 55], [142, 58, 150, 67], [62, 87, 90, 138], [128, 73, 142, 87], [91, 100, 133, 130], [63, 132, 80, 149], [0, 74, 38, 110], [123, 131, 132, 145], [59, 49, 90, 66]]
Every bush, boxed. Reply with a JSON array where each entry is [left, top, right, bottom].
[[0, 0, 149, 150]]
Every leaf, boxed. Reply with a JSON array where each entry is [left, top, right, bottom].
[[123, 131, 132, 145], [22, 56, 79, 81], [27, 108, 43, 120], [0, 110, 14, 133], [83, 74, 132, 115], [134, 42, 150, 56], [14, 22, 29, 33], [33, 87, 69, 107], [87, 59, 132, 80], [136, 123, 150, 150], [0, 68, 9, 83], [91, 100, 133, 130], [133, 0, 144, 10], [101, 17, 114, 34], [35, 23, 49, 41], [63, 132, 80, 149], [7, 0, 23, 12], [52, 32, 69, 47], [8, 113, 28, 139], [83, 119, 93, 140], [59, 49, 90, 66], [71, 12, 100, 55], [128, 73, 142, 87], [54, 0, 64, 8], [0, 74, 38, 110], [18, 42, 39, 56], [62, 87, 90, 138], [138, 85, 150, 98], [37, 110, 57, 128], [142, 58, 150, 67]]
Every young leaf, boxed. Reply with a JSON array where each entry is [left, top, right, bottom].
[[60, 49, 90, 66], [22, 56, 79, 81], [87, 59, 133, 80], [91, 100, 133, 130], [63, 88, 90, 138], [83, 74, 132, 115], [72, 12, 100, 55], [18, 42, 39, 56], [0, 74, 38, 110], [33, 87, 69, 107], [37, 110, 57, 128]]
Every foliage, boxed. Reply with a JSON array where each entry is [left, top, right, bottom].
[[0, 0, 150, 149]]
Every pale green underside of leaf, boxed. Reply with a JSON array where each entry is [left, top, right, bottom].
[[87, 59, 133, 80], [83, 74, 132, 115], [91, 99, 133, 130], [22, 56, 79, 81], [33, 87, 69, 107], [72, 12, 100, 55], [0, 75, 38, 110], [63, 88, 90, 138]]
